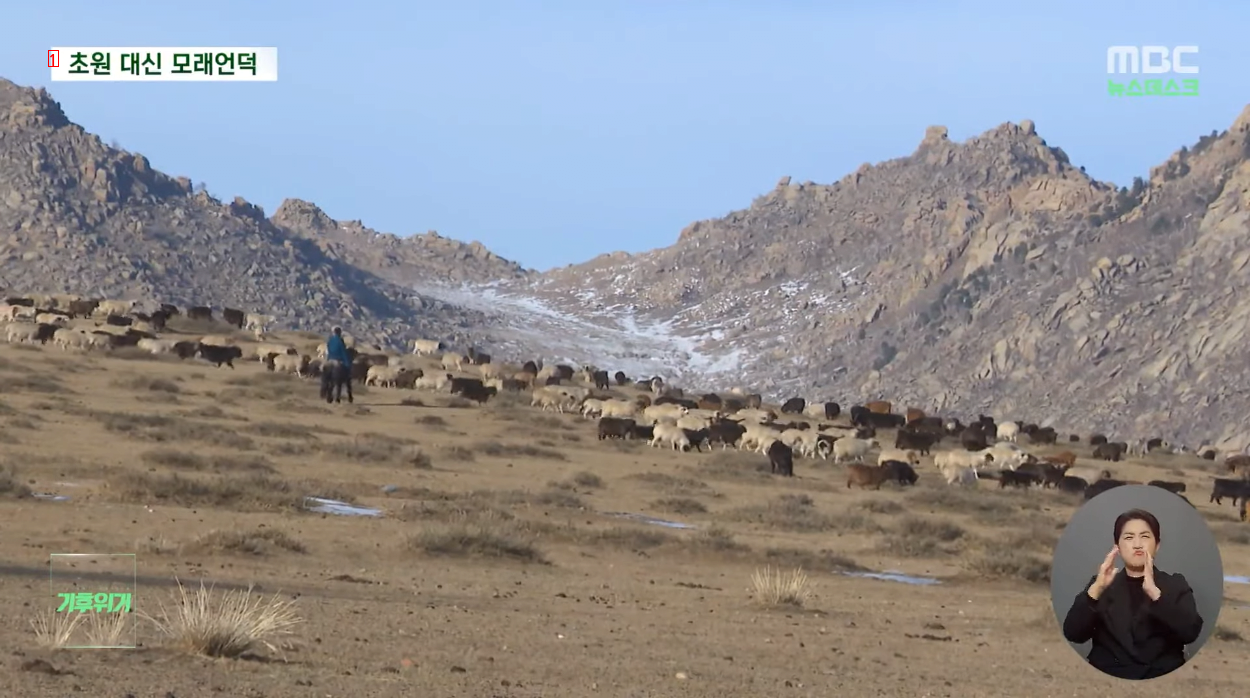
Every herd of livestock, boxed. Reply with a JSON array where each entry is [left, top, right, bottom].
[[2, 292, 1249, 520]]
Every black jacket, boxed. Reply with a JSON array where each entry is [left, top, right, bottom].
[[1062, 568, 1203, 680]]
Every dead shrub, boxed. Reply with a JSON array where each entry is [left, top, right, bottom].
[[624, 472, 715, 496], [652, 497, 708, 515], [729, 494, 881, 533], [0, 464, 33, 498], [964, 541, 1050, 583], [183, 529, 306, 556], [105, 472, 308, 512], [878, 516, 966, 557], [406, 517, 547, 563], [111, 376, 181, 393], [9, 374, 68, 394], [473, 439, 567, 461], [95, 412, 256, 450], [317, 433, 430, 468], [139, 449, 277, 475]]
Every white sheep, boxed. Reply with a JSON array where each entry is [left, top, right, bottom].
[[833, 437, 879, 463], [598, 399, 637, 419], [34, 313, 67, 326], [200, 335, 235, 347], [268, 353, 309, 377], [5, 322, 43, 343], [95, 299, 136, 317], [997, 422, 1020, 443], [531, 386, 575, 413], [244, 313, 275, 332], [581, 398, 606, 419], [365, 364, 399, 387], [136, 338, 178, 355], [642, 403, 688, 425], [939, 464, 979, 487], [933, 450, 995, 472], [414, 372, 452, 392], [411, 339, 443, 356], [649, 423, 691, 451], [440, 352, 465, 372]]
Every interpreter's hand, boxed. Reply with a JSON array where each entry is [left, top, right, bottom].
[[1090, 546, 1120, 598], [1143, 552, 1162, 601]]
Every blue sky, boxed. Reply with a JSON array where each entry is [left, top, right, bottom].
[[3, 1, 1247, 271]]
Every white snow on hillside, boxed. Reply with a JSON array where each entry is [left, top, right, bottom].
[[410, 282, 745, 388]]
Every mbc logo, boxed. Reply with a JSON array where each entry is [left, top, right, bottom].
[[1106, 46, 1199, 75]]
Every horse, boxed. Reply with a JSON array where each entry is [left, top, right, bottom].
[[320, 359, 353, 404]]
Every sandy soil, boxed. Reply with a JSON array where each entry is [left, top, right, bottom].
[[0, 323, 1247, 697]]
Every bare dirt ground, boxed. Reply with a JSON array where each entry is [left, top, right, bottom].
[[0, 327, 1247, 697]]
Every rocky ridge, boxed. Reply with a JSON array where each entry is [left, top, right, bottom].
[[497, 111, 1250, 451], [0, 78, 520, 349]]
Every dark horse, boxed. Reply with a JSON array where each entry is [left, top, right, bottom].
[[320, 359, 354, 404]]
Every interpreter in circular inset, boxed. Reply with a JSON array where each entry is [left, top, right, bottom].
[[1050, 484, 1223, 680]]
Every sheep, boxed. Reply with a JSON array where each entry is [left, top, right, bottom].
[[5, 322, 43, 343], [52, 327, 93, 351], [412, 339, 444, 356], [833, 437, 879, 463], [939, 464, 980, 487], [252, 342, 297, 361], [649, 423, 691, 451], [266, 353, 310, 377], [598, 399, 637, 419], [996, 421, 1020, 442], [440, 352, 465, 372], [531, 386, 576, 413], [94, 299, 136, 317], [414, 372, 453, 392], [933, 450, 995, 472], [244, 313, 275, 332], [33, 313, 67, 326], [580, 398, 607, 419], [984, 444, 1033, 471], [734, 408, 774, 424], [136, 338, 178, 355], [642, 403, 688, 425], [877, 449, 921, 466]]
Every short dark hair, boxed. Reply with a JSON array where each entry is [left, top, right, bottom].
[[1114, 509, 1161, 542]]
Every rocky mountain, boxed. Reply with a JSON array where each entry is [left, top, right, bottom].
[[0, 77, 518, 348], [3, 74, 1248, 450], [463, 112, 1250, 452]]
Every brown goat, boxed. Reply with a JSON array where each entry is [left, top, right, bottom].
[[846, 463, 888, 490], [1045, 451, 1078, 469], [905, 407, 926, 424], [866, 400, 892, 415], [1225, 454, 1250, 474]]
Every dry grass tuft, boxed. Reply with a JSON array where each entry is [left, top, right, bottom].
[[82, 611, 133, 647], [407, 513, 548, 563], [1, 464, 33, 498], [105, 472, 318, 512], [29, 609, 85, 649], [652, 497, 708, 515], [183, 528, 307, 556], [474, 439, 568, 461], [729, 493, 881, 533], [145, 578, 302, 658], [750, 566, 810, 607], [964, 541, 1051, 583], [878, 516, 966, 557]]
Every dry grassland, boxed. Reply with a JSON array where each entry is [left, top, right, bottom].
[[0, 327, 1247, 696]]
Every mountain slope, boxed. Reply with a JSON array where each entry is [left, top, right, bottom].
[[477, 111, 1250, 451], [0, 78, 506, 348]]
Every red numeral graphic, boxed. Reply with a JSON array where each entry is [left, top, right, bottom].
[[48, 49, 59, 68]]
